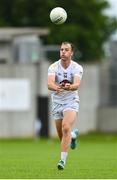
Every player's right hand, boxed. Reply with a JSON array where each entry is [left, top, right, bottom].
[[56, 85, 64, 93]]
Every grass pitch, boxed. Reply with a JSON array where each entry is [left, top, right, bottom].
[[0, 133, 116, 179]]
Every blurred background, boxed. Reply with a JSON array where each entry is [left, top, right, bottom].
[[0, 0, 117, 139]]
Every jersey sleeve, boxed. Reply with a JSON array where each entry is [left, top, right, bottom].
[[48, 64, 55, 75], [74, 65, 83, 80]]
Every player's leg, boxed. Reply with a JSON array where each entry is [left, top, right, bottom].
[[55, 119, 62, 140], [55, 119, 66, 170], [52, 103, 66, 170], [57, 110, 77, 170], [55, 119, 68, 170], [70, 103, 79, 149], [62, 110, 77, 152]]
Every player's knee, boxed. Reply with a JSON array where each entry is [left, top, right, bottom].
[[62, 123, 70, 134]]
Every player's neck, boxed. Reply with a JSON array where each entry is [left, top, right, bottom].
[[60, 59, 71, 69]]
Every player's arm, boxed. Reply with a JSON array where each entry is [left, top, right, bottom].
[[63, 75, 81, 91], [48, 74, 63, 93], [69, 75, 81, 90]]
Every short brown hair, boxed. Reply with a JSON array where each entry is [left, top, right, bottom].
[[61, 41, 74, 51]]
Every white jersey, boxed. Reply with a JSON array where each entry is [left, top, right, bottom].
[[48, 59, 83, 104]]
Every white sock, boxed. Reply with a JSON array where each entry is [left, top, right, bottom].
[[71, 131, 76, 139], [61, 152, 68, 163]]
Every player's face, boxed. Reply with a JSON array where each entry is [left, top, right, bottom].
[[60, 43, 73, 61]]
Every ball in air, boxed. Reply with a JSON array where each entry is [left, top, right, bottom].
[[50, 7, 67, 25]]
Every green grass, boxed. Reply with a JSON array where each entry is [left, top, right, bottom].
[[0, 133, 117, 179]]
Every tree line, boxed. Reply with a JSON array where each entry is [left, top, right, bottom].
[[0, 0, 117, 62]]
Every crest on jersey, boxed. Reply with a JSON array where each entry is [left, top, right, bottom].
[[64, 72, 67, 78]]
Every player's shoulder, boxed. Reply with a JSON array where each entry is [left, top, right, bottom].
[[71, 60, 83, 71], [48, 60, 59, 69]]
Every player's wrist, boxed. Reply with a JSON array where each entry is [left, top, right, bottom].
[[55, 85, 59, 91], [69, 84, 72, 90], [69, 84, 79, 91]]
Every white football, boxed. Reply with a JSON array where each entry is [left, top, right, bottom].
[[50, 7, 67, 25]]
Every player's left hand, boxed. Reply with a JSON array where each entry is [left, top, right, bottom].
[[63, 83, 71, 90]]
